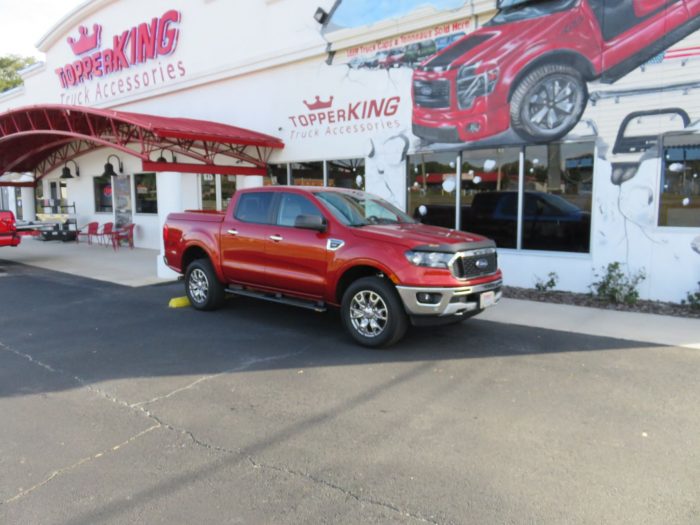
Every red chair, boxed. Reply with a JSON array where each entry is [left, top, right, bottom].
[[96, 222, 113, 246], [76, 222, 99, 244], [112, 223, 135, 250]]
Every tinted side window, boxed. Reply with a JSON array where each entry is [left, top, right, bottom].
[[234, 192, 274, 224], [276, 193, 323, 227]]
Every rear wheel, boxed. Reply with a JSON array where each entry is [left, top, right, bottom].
[[341, 277, 408, 348], [185, 259, 225, 311]]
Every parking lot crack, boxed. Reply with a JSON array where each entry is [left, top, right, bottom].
[[3, 424, 161, 505], [130, 352, 303, 409], [246, 457, 441, 524]]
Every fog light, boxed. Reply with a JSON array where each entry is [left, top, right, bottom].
[[466, 122, 481, 133], [417, 292, 442, 304]]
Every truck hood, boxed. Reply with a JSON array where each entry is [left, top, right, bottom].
[[351, 222, 494, 253], [420, 8, 575, 71]]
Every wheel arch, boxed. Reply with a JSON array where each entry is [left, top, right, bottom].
[[507, 51, 595, 102], [182, 244, 223, 281], [335, 264, 394, 304]]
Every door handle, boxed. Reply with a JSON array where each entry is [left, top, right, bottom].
[[227, 229, 238, 236], [269, 234, 283, 242]]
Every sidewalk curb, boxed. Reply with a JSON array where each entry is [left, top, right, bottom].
[[480, 298, 700, 349]]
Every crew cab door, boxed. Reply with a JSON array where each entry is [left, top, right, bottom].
[[220, 191, 275, 286], [589, 0, 690, 77], [264, 192, 329, 299]]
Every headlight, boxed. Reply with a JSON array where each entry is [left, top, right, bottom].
[[405, 250, 454, 269], [456, 63, 499, 110]]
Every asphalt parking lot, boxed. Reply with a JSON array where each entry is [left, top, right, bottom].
[[1, 261, 699, 524]]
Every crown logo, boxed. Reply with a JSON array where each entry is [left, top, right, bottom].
[[303, 95, 334, 111], [67, 24, 102, 55]]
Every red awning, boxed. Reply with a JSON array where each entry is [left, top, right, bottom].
[[0, 104, 284, 186]]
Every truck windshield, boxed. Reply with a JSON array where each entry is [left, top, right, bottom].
[[316, 191, 416, 227], [488, 0, 576, 25]]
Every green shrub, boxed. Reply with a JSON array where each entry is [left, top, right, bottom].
[[590, 262, 646, 305], [534, 272, 559, 292], [681, 282, 700, 311]]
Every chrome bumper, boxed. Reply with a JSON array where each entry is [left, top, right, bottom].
[[396, 280, 502, 317]]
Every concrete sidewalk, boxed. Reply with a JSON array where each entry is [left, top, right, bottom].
[[481, 298, 700, 350], [0, 237, 173, 287]]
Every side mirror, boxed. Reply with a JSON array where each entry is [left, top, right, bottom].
[[294, 214, 327, 232]]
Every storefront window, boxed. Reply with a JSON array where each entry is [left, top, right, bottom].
[[408, 152, 461, 229], [200, 174, 217, 210], [328, 159, 365, 190], [460, 147, 520, 248], [522, 143, 593, 252], [35, 182, 44, 214], [291, 162, 324, 186], [660, 140, 700, 227], [222, 175, 237, 209], [268, 164, 289, 185], [94, 176, 113, 213], [135, 173, 157, 214]]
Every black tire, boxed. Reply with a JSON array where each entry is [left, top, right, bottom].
[[341, 277, 408, 348], [510, 64, 588, 143], [185, 259, 225, 311]]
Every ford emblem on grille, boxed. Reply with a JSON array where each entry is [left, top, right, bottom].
[[475, 258, 489, 269]]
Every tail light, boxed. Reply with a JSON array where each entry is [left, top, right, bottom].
[[162, 224, 169, 244]]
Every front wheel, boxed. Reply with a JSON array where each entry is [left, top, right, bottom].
[[341, 277, 408, 348], [185, 259, 225, 311], [510, 64, 588, 143]]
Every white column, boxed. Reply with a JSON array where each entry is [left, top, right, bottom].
[[235, 175, 264, 190], [20, 187, 36, 221], [156, 171, 183, 279]]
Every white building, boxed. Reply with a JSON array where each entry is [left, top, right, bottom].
[[1, 0, 698, 299]]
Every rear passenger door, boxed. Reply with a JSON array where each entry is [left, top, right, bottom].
[[220, 191, 275, 286]]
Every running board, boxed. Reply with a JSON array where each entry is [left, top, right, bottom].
[[226, 287, 326, 312]]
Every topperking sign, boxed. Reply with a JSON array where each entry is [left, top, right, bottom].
[[55, 9, 186, 104]]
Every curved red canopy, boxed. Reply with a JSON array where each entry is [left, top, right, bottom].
[[0, 104, 284, 186]]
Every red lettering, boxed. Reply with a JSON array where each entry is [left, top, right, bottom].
[[112, 31, 130, 70], [136, 18, 158, 63], [157, 10, 181, 55]]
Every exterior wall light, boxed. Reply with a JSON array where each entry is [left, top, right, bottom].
[[60, 159, 80, 179], [103, 154, 124, 177]]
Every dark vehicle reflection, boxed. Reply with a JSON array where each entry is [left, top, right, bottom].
[[414, 191, 590, 252]]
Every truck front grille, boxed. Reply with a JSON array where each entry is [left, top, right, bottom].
[[414, 79, 451, 109], [451, 249, 497, 279]]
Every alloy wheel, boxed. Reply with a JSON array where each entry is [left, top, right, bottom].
[[349, 290, 389, 338]]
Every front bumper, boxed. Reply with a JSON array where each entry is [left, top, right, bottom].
[[396, 279, 502, 317]]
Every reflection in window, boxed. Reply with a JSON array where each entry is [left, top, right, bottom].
[[460, 148, 520, 248], [660, 142, 700, 227], [329, 159, 365, 190], [276, 193, 323, 226], [200, 174, 217, 210], [522, 143, 592, 252], [222, 175, 237, 209], [135, 173, 158, 214], [408, 152, 462, 230], [94, 176, 113, 213], [291, 162, 324, 186]]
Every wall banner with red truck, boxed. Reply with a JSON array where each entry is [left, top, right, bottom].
[[275, 0, 700, 297]]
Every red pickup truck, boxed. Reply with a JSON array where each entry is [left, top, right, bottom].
[[412, 0, 700, 143], [163, 187, 502, 347], [0, 210, 21, 248]]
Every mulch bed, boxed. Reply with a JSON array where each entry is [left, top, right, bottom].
[[503, 286, 700, 320]]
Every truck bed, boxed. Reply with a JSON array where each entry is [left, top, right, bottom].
[[167, 210, 225, 223]]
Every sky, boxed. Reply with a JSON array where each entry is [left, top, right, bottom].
[[330, 0, 467, 29], [0, 0, 86, 58]]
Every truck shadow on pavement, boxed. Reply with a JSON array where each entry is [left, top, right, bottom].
[[0, 261, 658, 399]]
